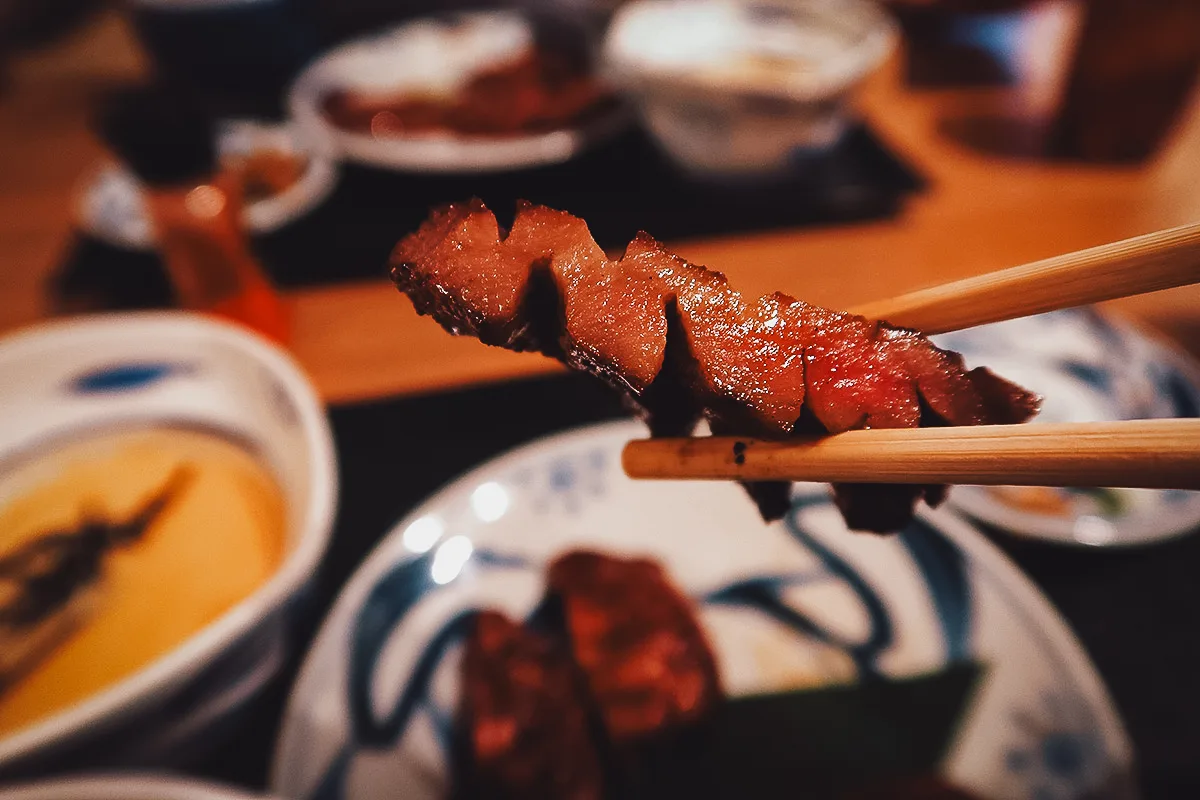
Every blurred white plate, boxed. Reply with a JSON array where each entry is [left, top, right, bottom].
[[77, 119, 338, 251], [935, 308, 1200, 548], [272, 420, 1134, 800], [287, 11, 631, 174]]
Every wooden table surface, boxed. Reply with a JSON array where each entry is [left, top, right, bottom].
[[3, 11, 1200, 405]]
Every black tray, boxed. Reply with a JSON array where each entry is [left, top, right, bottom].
[[51, 123, 925, 309]]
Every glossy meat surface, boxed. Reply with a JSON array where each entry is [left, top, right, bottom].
[[455, 610, 605, 800], [546, 550, 722, 742], [391, 200, 1041, 531]]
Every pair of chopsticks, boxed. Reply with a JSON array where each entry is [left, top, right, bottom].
[[623, 222, 1200, 490]]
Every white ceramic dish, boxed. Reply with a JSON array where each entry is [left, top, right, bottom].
[[934, 308, 1200, 548], [0, 312, 337, 778], [77, 119, 338, 250], [0, 775, 268, 800], [602, 0, 897, 176], [273, 420, 1134, 800], [287, 11, 631, 174]]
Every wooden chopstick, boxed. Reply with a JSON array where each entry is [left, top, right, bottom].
[[848, 221, 1200, 335], [621, 419, 1200, 490], [622, 227, 1200, 490]]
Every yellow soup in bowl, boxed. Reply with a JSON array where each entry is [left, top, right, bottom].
[[0, 427, 287, 737]]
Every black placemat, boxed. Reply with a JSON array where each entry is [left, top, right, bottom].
[[51, 123, 925, 310], [194, 372, 1200, 799]]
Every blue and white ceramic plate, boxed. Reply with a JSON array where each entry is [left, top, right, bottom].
[[935, 308, 1200, 548], [272, 421, 1134, 800]]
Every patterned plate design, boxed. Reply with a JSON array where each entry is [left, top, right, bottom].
[[272, 421, 1136, 800]]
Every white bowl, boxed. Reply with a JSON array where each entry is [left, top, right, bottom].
[[602, 0, 897, 176], [273, 421, 1135, 800], [287, 10, 632, 174], [0, 312, 337, 779], [0, 775, 268, 800], [76, 119, 338, 251]]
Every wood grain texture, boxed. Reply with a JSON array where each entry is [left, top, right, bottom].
[[849, 221, 1200, 333], [621, 420, 1200, 490], [2, 12, 1200, 403]]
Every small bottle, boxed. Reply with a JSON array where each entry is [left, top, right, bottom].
[[97, 86, 290, 344]]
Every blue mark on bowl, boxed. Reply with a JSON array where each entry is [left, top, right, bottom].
[[69, 362, 190, 394]]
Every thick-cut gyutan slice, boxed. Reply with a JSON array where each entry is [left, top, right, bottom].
[[546, 551, 722, 741], [391, 200, 1041, 531], [454, 610, 605, 800], [545, 550, 723, 797]]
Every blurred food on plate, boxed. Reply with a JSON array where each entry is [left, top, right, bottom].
[[229, 147, 307, 203], [320, 44, 617, 139], [222, 144, 307, 204], [454, 548, 986, 799], [288, 10, 631, 172], [982, 485, 1077, 517]]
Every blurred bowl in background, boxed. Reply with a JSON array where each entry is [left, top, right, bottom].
[[0, 313, 336, 780], [0, 774, 270, 800], [76, 119, 338, 251], [287, 10, 632, 174], [601, 0, 898, 177]]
